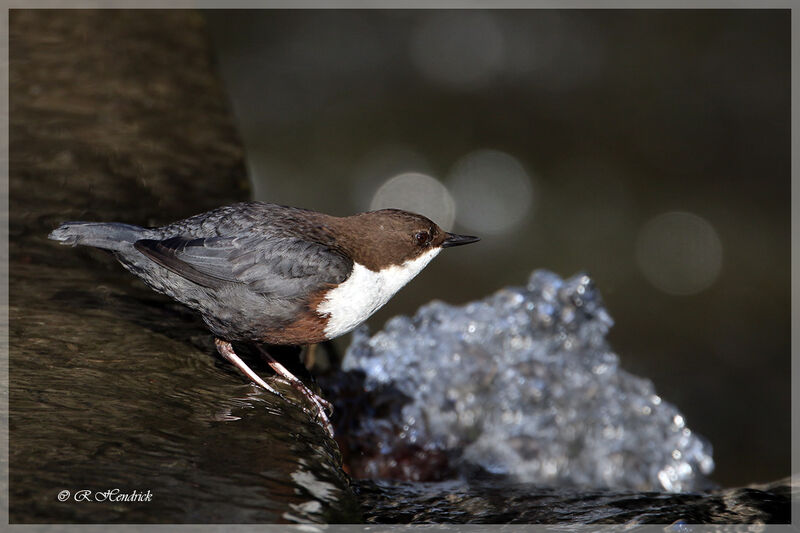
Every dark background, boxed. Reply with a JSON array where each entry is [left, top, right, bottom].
[[204, 9, 790, 488]]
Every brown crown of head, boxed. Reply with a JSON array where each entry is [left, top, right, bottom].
[[330, 209, 479, 271]]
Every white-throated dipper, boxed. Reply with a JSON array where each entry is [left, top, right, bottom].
[[49, 201, 479, 436]]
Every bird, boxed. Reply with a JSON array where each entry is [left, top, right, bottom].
[[49, 201, 479, 437]]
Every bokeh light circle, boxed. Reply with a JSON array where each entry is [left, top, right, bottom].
[[351, 145, 433, 212], [369, 172, 456, 231], [447, 149, 533, 235], [635, 211, 723, 296]]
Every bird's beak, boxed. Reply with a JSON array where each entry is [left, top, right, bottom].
[[441, 232, 480, 248]]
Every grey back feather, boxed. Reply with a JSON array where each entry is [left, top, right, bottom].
[[134, 234, 352, 298]]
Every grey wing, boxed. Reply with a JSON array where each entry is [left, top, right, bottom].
[[133, 235, 353, 298]]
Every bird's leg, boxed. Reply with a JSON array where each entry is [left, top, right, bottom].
[[215, 339, 334, 438], [256, 345, 334, 420], [257, 346, 333, 414], [303, 343, 317, 370], [214, 338, 284, 397]]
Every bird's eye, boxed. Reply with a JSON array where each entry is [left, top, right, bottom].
[[414, 231, 431, 246]]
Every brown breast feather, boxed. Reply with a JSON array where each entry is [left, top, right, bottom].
[[256, 286, 334, 345]]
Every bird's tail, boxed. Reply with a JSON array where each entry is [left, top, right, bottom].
[[48, 221, 151, 252]]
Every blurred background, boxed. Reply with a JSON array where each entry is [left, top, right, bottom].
[[204, 9, 789, 488]]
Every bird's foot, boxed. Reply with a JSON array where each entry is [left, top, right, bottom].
[[214, 339, 334, 438], [256, 345, 334, 425]]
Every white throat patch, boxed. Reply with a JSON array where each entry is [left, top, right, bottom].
[[317, 247, 441, 339]]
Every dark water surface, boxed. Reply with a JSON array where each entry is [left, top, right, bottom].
[[205, 9, 791, 489]]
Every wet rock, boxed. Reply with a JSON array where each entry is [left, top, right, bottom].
[[9, 10, 359, 523], [355, 477, 793, 524]]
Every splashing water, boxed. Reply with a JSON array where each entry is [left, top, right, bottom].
[[342, 270, 714, 491]]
